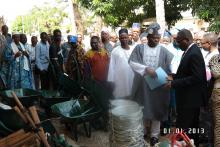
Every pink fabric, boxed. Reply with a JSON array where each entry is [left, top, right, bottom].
[[206, 69, 212, 81]]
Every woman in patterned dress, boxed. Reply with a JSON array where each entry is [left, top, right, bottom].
[[209, 39, 220, 146]]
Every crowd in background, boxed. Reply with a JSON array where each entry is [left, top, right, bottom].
[[1, 22, 220, 147]]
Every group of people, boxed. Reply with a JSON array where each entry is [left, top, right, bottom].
[[0, 26, 110, 91], [1, 22, 220, 147], [100, 23, 220, 147]]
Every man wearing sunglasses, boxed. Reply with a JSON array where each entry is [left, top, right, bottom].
[[165, 29, 207, 147]]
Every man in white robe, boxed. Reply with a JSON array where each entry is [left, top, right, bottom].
[[108, 28, 134, 99]]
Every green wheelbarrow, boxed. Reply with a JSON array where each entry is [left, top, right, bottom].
[[0, 88, 41, 107], [0, 103, 57, 139], [51, 99, 102, 141], [39, 90, 71, 116]]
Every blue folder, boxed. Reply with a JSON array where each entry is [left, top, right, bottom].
[[145, 67, 168, 90]]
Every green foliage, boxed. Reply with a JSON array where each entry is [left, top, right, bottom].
[[11, 3, 68, 34], [79, 0, 191, 28], [164, 0, 191, 27], [192, 0, 220, 32], [209, 19, 220, 32]]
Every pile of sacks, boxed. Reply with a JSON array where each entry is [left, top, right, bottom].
[[109, 99, 145, 147]]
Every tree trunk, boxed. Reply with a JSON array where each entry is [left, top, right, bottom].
[[155, 0, 166, 34], [72, 2, 84, 34], [68, 0, 77, 34]]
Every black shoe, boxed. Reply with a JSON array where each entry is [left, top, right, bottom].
[[150, 137, 159, 146]]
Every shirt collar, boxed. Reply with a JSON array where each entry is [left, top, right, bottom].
[[185, 43, 194, 54]]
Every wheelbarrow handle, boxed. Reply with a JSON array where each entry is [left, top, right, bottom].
[[13, 106, 28, 123], [12, 92, 24, 110], [12, 91, 36, 127], [29, 106, 50, 147], [12, 91, 51, 147]]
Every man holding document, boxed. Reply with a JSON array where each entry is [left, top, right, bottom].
[[164, 29, 207, 146], [129, 23, 173, 146]]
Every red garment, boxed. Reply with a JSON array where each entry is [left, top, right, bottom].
[[85, 48, 109, 81]]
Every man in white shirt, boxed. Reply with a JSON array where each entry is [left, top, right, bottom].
[[35, 32, 50, 90]]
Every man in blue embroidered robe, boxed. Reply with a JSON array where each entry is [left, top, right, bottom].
[[4, 33, 33, 89]]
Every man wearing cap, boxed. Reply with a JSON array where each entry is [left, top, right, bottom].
[[132, 23, 141, 47], [101, 30, 113, 54], [65, 36, 85, 81], [108, 28, 134, 99], [7, 33, 33, 89], [129, 23, 173, 146], [61, 35, 73, 64]]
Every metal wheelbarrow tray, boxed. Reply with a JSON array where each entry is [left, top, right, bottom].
[[0, 88, 41, 107], [51, 99, 102, 141], [58, 73, 83, 97], [39, 90, 71, 109]]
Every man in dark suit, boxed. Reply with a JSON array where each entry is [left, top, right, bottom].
[[165, 29, 207, 146]]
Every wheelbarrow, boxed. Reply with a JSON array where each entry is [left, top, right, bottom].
[[51, 99, 102, 141], [58, 73, 84, 97], [0, 88, 41, 107], [39, 90, 71, 116], [0, 103, 58, 145]]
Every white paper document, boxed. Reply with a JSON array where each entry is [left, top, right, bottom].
[[145, 67, 168, 90]]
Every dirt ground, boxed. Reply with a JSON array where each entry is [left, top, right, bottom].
[[51, 119, 167, 147], [52, 119, 110, 147], [52, 120, 206, 147]]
